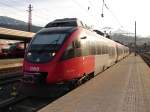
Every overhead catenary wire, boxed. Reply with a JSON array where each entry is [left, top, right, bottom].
[[0, 1, 26, 18], [71, 0, 104, 28], [105, 3, 123, 28], [87, 0, 105, 28], [101, 0, 104, 17], [1, 0, 103, 28], [14, 0, 57, 24], [31, 0, 54, 17], [1, 0, 107, 29], [0, 0, 51, 24], [101, 0, 124, 30], [88, 0, 102, 17]]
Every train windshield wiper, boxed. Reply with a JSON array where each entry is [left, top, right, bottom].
[[29, 43, 61, 53], [29, 33, 66, 52], [49, 35, 63, 50], [50, 35, 62, 45]]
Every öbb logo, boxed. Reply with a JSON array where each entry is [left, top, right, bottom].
[[29, 66, 39, 71]]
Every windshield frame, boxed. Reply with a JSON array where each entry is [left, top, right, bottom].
[[28, 32, 69, 52], [25, 31, 73, 63], [25, 27, 78, 63], [31, 32, 67, 44]]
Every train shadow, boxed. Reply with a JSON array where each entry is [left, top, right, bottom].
[[18, 83, 71, 99]]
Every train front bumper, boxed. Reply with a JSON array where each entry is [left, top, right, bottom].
[[23, 72, 48, 84]]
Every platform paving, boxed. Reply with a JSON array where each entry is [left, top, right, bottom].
[[39, 54, 150, 112]]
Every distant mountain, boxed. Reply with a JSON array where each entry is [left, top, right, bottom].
[[112, 28, 135, 36], [0, 16, 42, 32], [146, 36, 150, 38], [111, 33, 150, 46], [111, 28, 150, 46]]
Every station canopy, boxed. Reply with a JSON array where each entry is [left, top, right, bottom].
[[0, 27, 35, 42]]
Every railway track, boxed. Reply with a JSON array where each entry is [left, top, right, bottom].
[[0, 70, 75, 112], [0, 96, 55, 112], [0, 83, 71, 112], [0, 66, 22, 86], [0, 72, 93, 112], [0, 59, 101, 111], [0, 73, 22, 85], [140, 52, 150, 67], [0, 67, 69, 111], [0, 71, 23, 109]]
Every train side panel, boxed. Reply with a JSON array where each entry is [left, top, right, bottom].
[[50, 56, 95, 83], [94, 54, 109, 75], [23, 26, 130, 85], [107, 41, 118, 66]]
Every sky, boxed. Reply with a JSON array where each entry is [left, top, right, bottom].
[[0, 0, 150, 37]]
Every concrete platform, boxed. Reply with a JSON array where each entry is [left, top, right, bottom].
[[0, 58, 22, 70], [39, 54, 150, 112]]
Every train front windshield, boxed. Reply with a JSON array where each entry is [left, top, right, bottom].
[[26, 33, 67, 63]]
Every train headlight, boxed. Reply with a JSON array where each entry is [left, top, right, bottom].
[[52, 52, 55, 56], [27, 52, 32, 56], [49, 52, 55, 56]]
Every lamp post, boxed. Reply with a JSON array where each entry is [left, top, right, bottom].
[[135, 21, 137, 56]]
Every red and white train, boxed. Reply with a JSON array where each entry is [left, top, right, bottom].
[[23, 21, 129, 86]]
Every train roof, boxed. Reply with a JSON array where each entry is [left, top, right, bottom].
[[37, 27, 77, 34], [45, 18, 83, 28], [93, 30, 104, 36], [35, 26, 128, 48], [44, 18, 93, 30]]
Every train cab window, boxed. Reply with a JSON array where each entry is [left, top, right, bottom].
[[66, 43, 73, 50], [74, 39, 82, 56], [61, 42, 74, 60], [61, 38, 82, 60], [74, 39, 81, 48]]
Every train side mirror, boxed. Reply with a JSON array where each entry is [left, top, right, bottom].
[[81, 36, 87, 39]]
